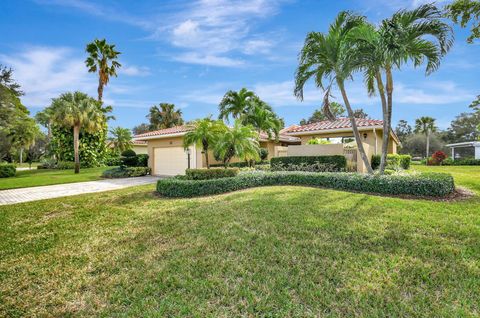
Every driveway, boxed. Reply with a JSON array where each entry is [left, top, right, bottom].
[[0, 176, 161, 205]]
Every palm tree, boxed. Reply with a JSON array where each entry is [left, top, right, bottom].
[[218, 88, 258, 122], [348, 4, 452, 173], [240, 99, 282, 140], [148, 103, 184, 130], [415, 116, 437, 158], [50, 92, 109, 173], [214, 120, 260, 167], [183, 118, 226, 169], [294, 11, 374, 173], [8, 116, 39, 164], [85, 39, 121, 102], [109, 127, 133, 154]]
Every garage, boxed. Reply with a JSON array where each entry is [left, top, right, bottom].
[[153, 146, 195, 176]]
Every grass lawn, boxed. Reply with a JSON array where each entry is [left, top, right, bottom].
[[0, 167, 113, 190], [14, 162, 40, 168], [1, 166, 479, 317]]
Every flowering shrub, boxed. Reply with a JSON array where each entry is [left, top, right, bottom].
[[430, 151, 447, 165]]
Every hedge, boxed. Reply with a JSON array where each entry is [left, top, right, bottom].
[[443, 158, 480, 166], [102, 166, 151, 178], [157, 171, 454, 198], [185, 168, 239, 180], [371, 154, 411, 170], [210, 160, 269, 168], [271, 155, 346, 171], [0, 164, 16, 178]]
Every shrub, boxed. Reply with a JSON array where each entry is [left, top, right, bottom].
[[258, 148, 269, 161], [431, 151, 447, 165], [136, 154, 149, 167], [185, 168, 240, 180], [105, 156, 122, 166], [157, 171, 455, 198], [210, 161, 269, 168], [121, 154, 138, 167], [307, 138, 331, 145], [271, 162, 339, 172], [121, 149, 136, 157], [37, 158, 57, 169], [0, 164, 16, 178], [102, 166, 151, 178], [371, 154, 411, 170], [56, 161, 76, 170], [271, 156, 346, 172], [442, 158, 480, 166]]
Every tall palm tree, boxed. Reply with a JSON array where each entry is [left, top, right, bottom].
[[218, 88, 258, 122], [148, 103, 184, 130], [240, 100, 282, 140], [214, 120, 260, 167], [85, 39, 121, 102], [294, 11, 374, 173], [183, 117, 227, 169], [50, 92, 109, 173], [109, 127, 133, 154], [349, 4, 452, 173], [415, 116, 437, 158]]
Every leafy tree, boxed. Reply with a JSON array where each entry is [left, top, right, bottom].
[[85, 39, 121, 101], [400, 133, 445, 157], [132, 123, 151, 135], [300, 102, 345, 124], [445, 111, 480, 142], [109, 127, 133, 154], [415, 116, 437, 157], [294, 11, 374, 173], [446, 0, 480, 43], [352, 108, 368, 119], [148, 103, 184, 130], [240, 99, 282, 140], [395, 120, 413, 143], [471, 95, 480, 111], [7, 116, 40, 164], [349, 4, 452, 173], [183, 118, 227, 169], [50, 92, 111, 173], [214, 120, 260, 167], [218, 88, 258, 122]]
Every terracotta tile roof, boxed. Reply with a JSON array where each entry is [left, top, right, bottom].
[[280, 125, 300, 134], [134, 125, 193, 138], [132, 140, 147, 145], [258, 132, 300, 143], [286, 118, 384, 134]]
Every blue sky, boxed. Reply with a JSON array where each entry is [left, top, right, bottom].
[[1, 0, 478, 130]]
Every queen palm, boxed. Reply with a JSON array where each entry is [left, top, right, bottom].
[[240, 100, 282, 140], [8, 117, 39, 164], [415, 116, 437, 158], [50, 92, 109, 173], [218, 88, 258, 122], [294, 11, 373, 173], [148, 103, 183, 130], [183, 118, 226, 169], [214, 120, 260, 167], [349, 4, 452, 173], [85, 39, 121, 102], [109, 127, 133, 154]]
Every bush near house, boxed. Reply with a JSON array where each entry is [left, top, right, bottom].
[[101, 166, 151, 178], [371, 154, 411, 170], [442, 157, 480, 166], [120, 150, 149, 167], [271, 155, 347, 172], [0, 164, 16, 178], [157, 171, 454, 198], [185, 168, 239, 180], [210, 160, 269, 168]]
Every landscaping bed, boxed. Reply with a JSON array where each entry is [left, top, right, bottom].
[[101, 166, 151, 178], [157, 171, 455, 198]]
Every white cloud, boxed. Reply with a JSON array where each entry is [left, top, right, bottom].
[[173, 53, 244, 67], [118, 65, 151, 76]]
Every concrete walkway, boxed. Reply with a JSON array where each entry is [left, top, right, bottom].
[[0, 176, 161, 205]]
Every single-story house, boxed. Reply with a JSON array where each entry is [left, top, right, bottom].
[[132, 140, 148, 155], [446, 141, 480, 160], [134, 125, 300, 176]]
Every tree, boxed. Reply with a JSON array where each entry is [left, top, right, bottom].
[[218, 88, 258, 122], [85, 39, 121, 101], [395, 120, 413, 143], [7, 116, 40, 164], [349, 4, 452, 173], [445, 112, 480, 142], [446, 0, 480, 43], [294, 11, 374, 173], [300, 102, 346, 124], [183, 118, 226, 169], [352, 108, 368, 119], [400, 133, 445, 157], [132, 123, 150, 135], [214, 120, 260, 167], [148, 103, 184, 130], [240, 99, 282, 140], [109, 127, 133, 154], [50, 92, 110, 173], [414, 116, 437, 158]]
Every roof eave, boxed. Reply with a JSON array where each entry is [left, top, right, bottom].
[[133, 131, 188, 141], [286, 125, 384, 136]]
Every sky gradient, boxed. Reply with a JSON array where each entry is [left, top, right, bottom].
[[1, 0, 478, 131]]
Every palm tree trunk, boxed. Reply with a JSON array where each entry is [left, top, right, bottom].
[[337, 80, 373, 174], [97, 76, 104, 102], [19, 147, 23, 164], [385, 67, 394, 165], [426, 129, 430, 159], [73, 124, 80, 174], [375, 70, 389, 174], [204, 147, 210, 169]]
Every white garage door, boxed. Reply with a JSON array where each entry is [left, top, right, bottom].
[[153, 146, 194, 176]]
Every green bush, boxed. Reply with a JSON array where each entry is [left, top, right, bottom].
[[37, 158, 57, 169], [270, 156, 346, 171], [371, 154, 411, 170], [185, 168, 239, 180], [157, 171, 454, 198], [56, 161, 76, 170], [442, 158, 480, 166], [102, 166, 151, 178], [258, 148, 269, 161], [105, 156, 122, 166], [136, 154, 149, 167], [210, 161, 269, 168], [121, 149, 137, 157], [0, 164, 16, 178]]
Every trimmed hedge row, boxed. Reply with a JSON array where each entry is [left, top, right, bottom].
[[210, 160, 269, 168], [185, 168, 239, 180], [371, 154, 411, 170], [0, 164, 16, 178], [271, 156, 346, 171], [102, 166, 151, 178], [443, 158, 480, 166], [157, 171, 454, 198]]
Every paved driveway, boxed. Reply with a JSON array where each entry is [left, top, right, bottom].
[[0, 176, 161, 205]]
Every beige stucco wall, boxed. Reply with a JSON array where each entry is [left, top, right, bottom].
[[287, 144, 344, 156], [132, 145, 148, 155], [146, 136, 202, 172]]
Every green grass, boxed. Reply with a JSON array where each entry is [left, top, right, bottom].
[[14, 162, 40, 168], [0, 167, 113, 190], [1, 166, 479, 317]]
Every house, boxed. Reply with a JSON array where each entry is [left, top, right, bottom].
[[132, 140, 148, 155], [134, 118, 400, 175], [446, 141, 480, 160], [134, 125, 300, 176]]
